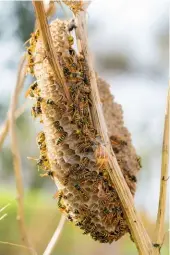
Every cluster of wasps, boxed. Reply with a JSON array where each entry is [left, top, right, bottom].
[[25, 18, 139, 244], [25, 29, 43, 120], [56, 25, 129, 242], [25, 29, 40, 75], [61, 28, 96, 149], [25, 30, 54, 177]]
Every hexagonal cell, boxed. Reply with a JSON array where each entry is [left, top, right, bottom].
[[60, 116, 70, 125], [62, 163, 71, 169], [61, 143, 70, 150], [64, 149, 75, 156], [57, 151, 64, 157]]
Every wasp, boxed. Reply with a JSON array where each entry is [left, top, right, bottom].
[[53, 121, 63, 132], [69, 103, 75, 112], [79, 205, 89, 216], [74, 209, 79, 214], [117, 218, 128, 235], [74, 183, 81, 191], [36, 96, 43, 102], [77, 140, 94, 153], [69, 86, 76, 96], [40, 170, 54, 178], [81, 85, 91, 94], [63, 66, 71, 77], [67, 35, 74, 46], [27, 58, 35, 75], [26, 29, 39, 45], [27, 155, 48, 170], [110, 135, 127, 146], [47, 95, 63, 106], [103, 208, 110, 214], [68, 19, 77, 32], [37, 156, 46, 168], [80, 95, 92, 107], [67, 215, 73, 222], [79, 157, 90, 170], [101, 231, 109, 239], [153, 243, 162, 251], [71, 62, 77, 69], [31, 96, 43, 117], [27, 48, 32, 56], [57, 191, 66, 211], [69, 47, 75, 56], [129, 174, 137, 182], [25, 29, 40, 51], [83, 75, 90, 85], [74, 129, 82, 137], [69, 72, 83, 83], [25, 81, 39, 98], [83, 230, 90, 235], [25, 30, 40, 75], [75, 170, 91, 182], [101, 168, 110, 180], [74, 183, 88, 201], [112, 207, 122, 217], [36, 131, 46, 149], [31, 105, 42, 118], [27, 58, 42, 76], [75, 221, 82, 226], [73, 111, 80, 124], [137, 156, 142, 168], [78, 116, 89, 127], [95, 145, 108, 170], [46, 99, 55, 105], [56, 132, 67, 145], [79, 101, 89, 117], [26, 47, 35, 75]]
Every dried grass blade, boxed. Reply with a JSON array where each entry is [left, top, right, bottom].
[[154, 84, 169, 251]]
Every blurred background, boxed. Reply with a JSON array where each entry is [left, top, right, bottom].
[[0, 0, 169, 254]]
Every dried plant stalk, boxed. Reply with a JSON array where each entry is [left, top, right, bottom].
[[154, 85, 169, 251], [0, 241, 36, 253], [43, 214, 66, 255], [33, 2, 70, 102], [9, 55, 35, 255]]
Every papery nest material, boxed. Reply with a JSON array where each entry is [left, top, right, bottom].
[[26, 19, 141, 243]]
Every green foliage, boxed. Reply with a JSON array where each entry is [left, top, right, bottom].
[[0, 191, 169, 255]]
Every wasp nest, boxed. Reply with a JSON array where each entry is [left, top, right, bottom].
[[26, 19, 141, 243]]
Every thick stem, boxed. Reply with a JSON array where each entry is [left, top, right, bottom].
[[33, 1, 71, 102]]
